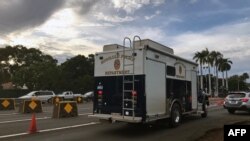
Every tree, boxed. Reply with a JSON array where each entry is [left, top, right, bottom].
[[209, 51, 223, 97], [59, 55, 94, 93], [228, 73, 249, 91], [193, 51, 207, 90], [202, 48, 212, 94], [217, 58, 232, 90], [241, 73, 249, 81], [0, 45, 58, 90], [1, 45, 95, 93]]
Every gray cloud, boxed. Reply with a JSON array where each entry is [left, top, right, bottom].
[[0, 0, 65, 34], [67, 0, 98, 15], [67, 0, 141, 24], [53, 53, 75, 64]]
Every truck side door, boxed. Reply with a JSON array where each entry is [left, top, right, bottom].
[[145, 59, 166, 116]]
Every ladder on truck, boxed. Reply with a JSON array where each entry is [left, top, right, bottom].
[[122, 36, 141, 119]]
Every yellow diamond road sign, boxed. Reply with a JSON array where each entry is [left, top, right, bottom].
[[78, 97, 82, 102], [55, 97, 60, 103], [29, 101, 37, 110], [2, 100, 10, 108], [64, 103, 73, 113]]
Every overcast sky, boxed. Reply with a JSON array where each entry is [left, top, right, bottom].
[[0, 0, 249, 77]]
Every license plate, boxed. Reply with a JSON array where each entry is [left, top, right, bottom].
[[229, 101, 237, 104]]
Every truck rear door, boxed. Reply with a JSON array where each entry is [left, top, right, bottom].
[[93, 49, 145, 118]]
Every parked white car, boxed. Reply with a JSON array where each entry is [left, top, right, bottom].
[[83, 91, 93, 101], [19, 90, 56, 103]]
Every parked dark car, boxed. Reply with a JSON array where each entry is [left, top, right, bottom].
[[223, 91, 250, 114]]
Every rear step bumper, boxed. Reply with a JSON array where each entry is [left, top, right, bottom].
[[89, 114, 142, 123]]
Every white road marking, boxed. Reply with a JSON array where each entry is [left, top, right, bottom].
[[78, 113, 92, 116], [39, 122, 98, 132], [0, 113, 92, 124], [0, 113, 19, 116], [0, 122, 99, 139], [0, 107, 91, 116], [0, 133, 28, 139], [0, 117, 50, 124]]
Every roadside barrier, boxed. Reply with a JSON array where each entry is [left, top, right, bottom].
[[74, 96, 83, 104], [209, 98, 224, 106], [52, 101, 78, 118], [19, 99, 43, 113], [51, 96, 63, 105], [0, 98, 15, 110]]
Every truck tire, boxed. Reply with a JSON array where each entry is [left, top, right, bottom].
[[169, 103, 181, 127], [201, 104, 207, 118]]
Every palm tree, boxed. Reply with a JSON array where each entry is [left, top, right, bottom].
[[209, 51, 223, 97], [223, 59, 232, 90], [193, 51, 206, 90], [202, 48, 217, 95], [218, 58, 226, 88]]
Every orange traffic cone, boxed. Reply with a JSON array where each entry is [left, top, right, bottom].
[[29, 113, 38, 134]]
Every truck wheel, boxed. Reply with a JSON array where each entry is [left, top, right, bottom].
[[228, 109, 235, 114], [201, 104, 207, 118], [169, 103, 181, 127]]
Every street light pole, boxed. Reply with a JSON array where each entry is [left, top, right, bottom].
[[238, 76, 239, 91], [203, 66, 208, 93]]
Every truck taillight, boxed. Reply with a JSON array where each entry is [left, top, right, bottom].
[[98, 90, 103, 95], [132, 91, 137, 97], [241, 98, 249, 102]]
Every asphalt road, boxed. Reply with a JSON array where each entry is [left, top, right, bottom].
[[0, 103, 249, 141]]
